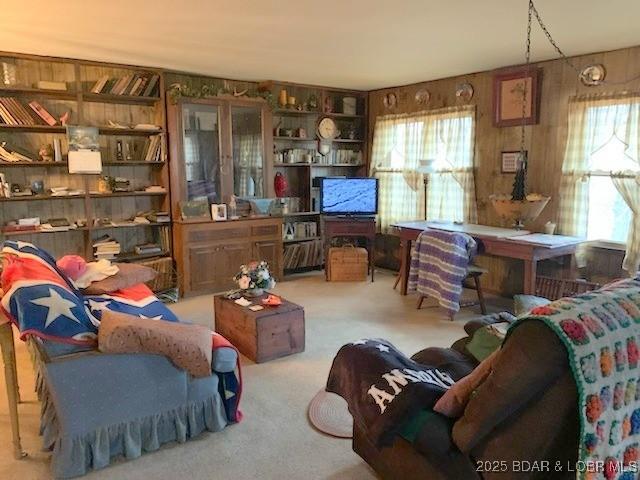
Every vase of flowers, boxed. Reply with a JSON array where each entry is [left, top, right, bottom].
[[234, 261, 276, 297]]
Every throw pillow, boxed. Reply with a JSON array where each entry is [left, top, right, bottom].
[[513, 294, 551, 317], [433, 349, 500, 418], [465, 322, 510, 362], [98, 310, 212, 377], [82, 263, 157, 295]]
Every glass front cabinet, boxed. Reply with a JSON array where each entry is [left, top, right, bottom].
[[167, 97, 281, 296], [168, 97, 273, 215]]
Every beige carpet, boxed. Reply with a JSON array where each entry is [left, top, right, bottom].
[[0, 270, 509, 479]]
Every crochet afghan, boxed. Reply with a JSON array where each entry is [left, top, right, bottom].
[[511, 277, 640, 480]]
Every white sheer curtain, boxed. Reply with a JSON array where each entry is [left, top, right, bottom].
[[559, 94, 640, 273], [370, 106, 477, 232]]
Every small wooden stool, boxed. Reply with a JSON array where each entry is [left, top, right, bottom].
[[416, 265, 487, 317]]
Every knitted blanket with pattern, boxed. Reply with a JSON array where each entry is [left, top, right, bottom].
[[509, 277, 640, 480]]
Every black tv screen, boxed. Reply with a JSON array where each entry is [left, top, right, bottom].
[[320, 177, 378, 215]]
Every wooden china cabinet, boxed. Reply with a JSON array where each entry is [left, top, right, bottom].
[[167, 96, 282, 296]]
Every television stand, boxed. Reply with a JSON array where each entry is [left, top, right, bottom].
[[322, 216, 375, 282]]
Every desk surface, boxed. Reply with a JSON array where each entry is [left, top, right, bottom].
[[392, 221, 583, 248]]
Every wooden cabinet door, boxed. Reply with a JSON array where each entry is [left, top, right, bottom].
[[253, 240, 281, 280], [189, 241, 251, 293]]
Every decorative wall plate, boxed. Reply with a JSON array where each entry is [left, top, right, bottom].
[[382, 92, 397, 109], [580, 64, 606, 86], [414, 89, 430, 105], [455, 82, 474, 102]]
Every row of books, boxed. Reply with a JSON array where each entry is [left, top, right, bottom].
[[0, 97, 57, 126], [142, 135, 163, 162], [0, 142, 33, 162], [285, 221, 318, 240], [156, 225, 171, 252], [283, 239, 324, 270], [93, 235, 121, 260], [90, 73, 160, 97]]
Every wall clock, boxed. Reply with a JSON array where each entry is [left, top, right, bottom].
[[317, 117, 339, 156], [317, 117, 339, 140]]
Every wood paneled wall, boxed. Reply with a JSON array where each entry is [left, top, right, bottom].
[[368, 45, 640, 293]]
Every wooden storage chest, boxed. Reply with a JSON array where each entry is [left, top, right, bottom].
[[327, 246, 368, 282], [214, 294, 305, 363]]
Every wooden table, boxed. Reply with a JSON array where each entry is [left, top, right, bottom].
[[214, 294, 305, 363], [0, 313, 25, 459], [323, 216, 376, 282], [393, 221, 584, 296]]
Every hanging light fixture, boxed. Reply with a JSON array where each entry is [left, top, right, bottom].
[[490, 0, 550, 229]]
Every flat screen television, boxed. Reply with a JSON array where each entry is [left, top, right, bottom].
[[319, 177, 378, 216]]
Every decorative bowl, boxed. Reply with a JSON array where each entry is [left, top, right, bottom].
[[489, 194, 551, 229]]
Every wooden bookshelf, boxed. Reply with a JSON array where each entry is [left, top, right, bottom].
[[0, 51, 172, 279], [81, 92, 160, 105], [270, 82, 368, 274]]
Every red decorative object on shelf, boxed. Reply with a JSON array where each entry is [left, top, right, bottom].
[[274, 172, 288, 197]]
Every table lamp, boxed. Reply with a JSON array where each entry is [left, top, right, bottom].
[[417, 159, 436, 220]]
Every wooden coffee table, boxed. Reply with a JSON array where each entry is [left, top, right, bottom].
[[214, 294, 305, 363]]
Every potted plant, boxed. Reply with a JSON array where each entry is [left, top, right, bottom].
[[490, 159, 550, 229], [234, 261, 276, 297]]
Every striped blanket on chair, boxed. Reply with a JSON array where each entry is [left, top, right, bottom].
[[407, 229, 477, 315]]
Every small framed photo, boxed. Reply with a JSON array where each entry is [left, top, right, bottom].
[[501, 151, 527, 173], [179, 200, 210, 221], [493, 68, 541, 127], [211, 203, 228, 221]]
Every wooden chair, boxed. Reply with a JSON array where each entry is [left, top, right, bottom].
[[416, 265, 488, 316]]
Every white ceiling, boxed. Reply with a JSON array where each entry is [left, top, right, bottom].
[[1, 0, 639, 90]]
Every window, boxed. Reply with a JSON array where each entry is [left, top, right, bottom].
[[585, 135, 636, 243], [559, 97, 640, 245], [370, 106, 477, 232]]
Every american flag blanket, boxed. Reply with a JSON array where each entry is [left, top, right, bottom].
[[0, 240, 242, 422], [407, 229, 477, 315]]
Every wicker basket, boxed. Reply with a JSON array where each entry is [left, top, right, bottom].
[[535, 276, 600, 301], [327, 246, 368, 282], [136, 256, 176, 293]]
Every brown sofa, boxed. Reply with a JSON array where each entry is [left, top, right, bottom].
[[351, 319, 579, 480]]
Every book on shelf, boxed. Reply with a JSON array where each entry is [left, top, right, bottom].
[[2, 224, 39, 233], [143, 75, 159, 97], [36, 81, 67, 91], [0, 142, 35, 162], [28, 101, 57, 126], [141, 134, 162, 162], [283, 239, 324, 270], [100, 78, 117, 94], [156, 225, 171, 252], [110, 74, 130, 95], [134, 243, 163, 255], [90, 73, 160, 97], [0, 100, 17, 125], [93, 234, 121, 260], [0, 97, 35, 126], [147, 211, 170, 223], [90, 75, 110, 94]]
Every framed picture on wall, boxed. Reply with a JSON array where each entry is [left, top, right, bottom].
[[501, 150, 527, 173], [493, 68, 541, 127]]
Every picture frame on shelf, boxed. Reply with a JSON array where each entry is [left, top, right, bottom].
[[180, 200, 210, 221], [211, 203, 228, 221], [501, 150, 527, 173], [493, 68, 541, 127]]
